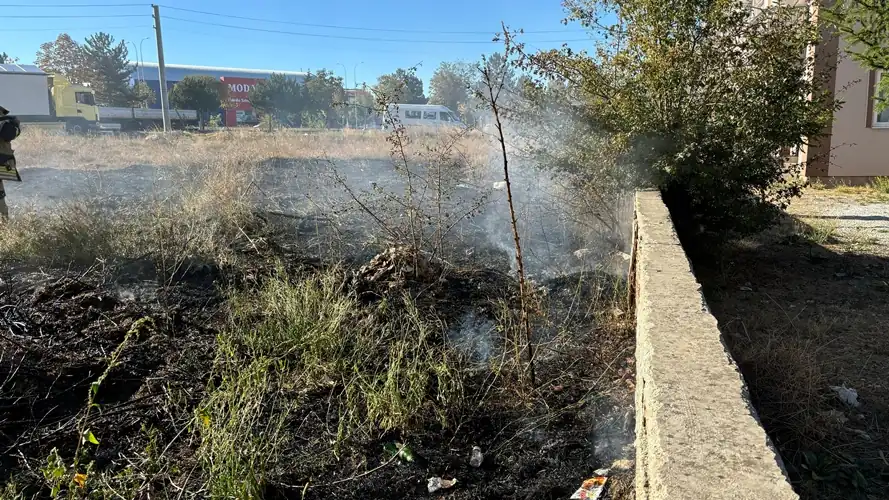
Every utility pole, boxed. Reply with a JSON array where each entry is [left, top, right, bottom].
[[152, 4, 172, 132], [353, 62, 364, 128], [337, 63, 348, 128]]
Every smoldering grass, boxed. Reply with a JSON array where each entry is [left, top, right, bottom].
[[1, 121, 637, 497]]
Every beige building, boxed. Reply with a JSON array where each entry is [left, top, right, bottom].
[[748, 0, 887, 183], [798, 2, 889, 183]]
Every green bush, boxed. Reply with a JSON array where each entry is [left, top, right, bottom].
[[514, 0, 837, 236]]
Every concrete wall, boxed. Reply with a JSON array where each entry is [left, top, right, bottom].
[[632, 191, 798, 500]]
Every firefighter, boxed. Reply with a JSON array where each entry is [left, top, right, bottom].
[[0, 105, 21, 220]]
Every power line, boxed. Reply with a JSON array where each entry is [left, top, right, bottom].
[[163, 16, 591, 44], [159, 4, 587, 35], [4, 14, 144, 18], [0, 2, 144, 5], [4, 25, 151, 31], [162, 26, 443, 57]]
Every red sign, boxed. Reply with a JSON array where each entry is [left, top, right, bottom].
[[220, 76, 263, 126]]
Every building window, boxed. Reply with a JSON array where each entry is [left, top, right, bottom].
[[873, 71, 889, 128], [404, 110, 421, 119], [423, 111, 437, 120]]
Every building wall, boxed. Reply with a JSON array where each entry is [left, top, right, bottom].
[[130, 64, 306, 123], [827, 41, 889, 178], [220, 76, 262, 127]]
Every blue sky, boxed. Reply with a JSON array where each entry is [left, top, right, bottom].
[[3, 0, 596, 91]]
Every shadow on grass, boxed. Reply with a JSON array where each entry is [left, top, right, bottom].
[[679, 214, 889, 500]]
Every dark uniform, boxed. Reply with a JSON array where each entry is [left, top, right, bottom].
[[0, 105, 22, 220]]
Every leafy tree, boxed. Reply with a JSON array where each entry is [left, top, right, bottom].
[[249, 73, 306, 129], [482, 52, 517, 91], [303, 69, 346, 127], [374, 68, 427, 104], [0, 52, 18, 64], [169, 75, 228, 130], [508, 0, 836, 237], [824, 0, 889, 111], [428, 62, 473, 114], [131, 81, 156, 108], [36, 33, 91, 84], [82, 32, 133, 106]]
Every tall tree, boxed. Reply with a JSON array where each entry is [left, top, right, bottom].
[[428, 61, 472, 113], [374, 68, 427, 104], [482, 52, 517, 91], [131, 81, 156, 108], [82, 32, 133, 106], [169, 75, 228, 130], [303, 69, 345, 127], [0, 52, 18, 64], [249, 73, 306, 128], [824, 1, 889, 111], [35, 33, 91, 84]]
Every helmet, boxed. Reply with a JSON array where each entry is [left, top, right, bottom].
[[0, 105, 8, 116]]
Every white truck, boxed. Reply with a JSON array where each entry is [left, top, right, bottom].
[[0, 64, 199, 134], [0, 63, 109, 134]]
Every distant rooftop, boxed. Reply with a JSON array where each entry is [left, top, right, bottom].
[[0, 63, 44, 74], [135, 62, 306, 77]]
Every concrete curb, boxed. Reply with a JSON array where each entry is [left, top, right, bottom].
[[633, 191, 798, 500]]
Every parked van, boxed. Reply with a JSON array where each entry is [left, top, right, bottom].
[[382, 104, 464, 130]]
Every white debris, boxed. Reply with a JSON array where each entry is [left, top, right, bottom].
[[492, 181, 507, 190], [470, 446, 484, 468], [427, 477, 457, 493], [573, 248, 591, 260], [830, 385, 860, 407]]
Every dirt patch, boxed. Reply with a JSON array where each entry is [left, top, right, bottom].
[[684, 192, 889, 499]]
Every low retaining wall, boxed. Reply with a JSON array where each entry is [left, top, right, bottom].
[[632, 191, 798, 500]]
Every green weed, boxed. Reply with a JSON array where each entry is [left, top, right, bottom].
[[196, 357, 290, 500], [797, 218, 839, 245], [196, 267, 466, 494], [871, 176, 889, 195]]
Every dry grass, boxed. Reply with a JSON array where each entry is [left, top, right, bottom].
[[0, 128, 636, 499], [689, 207, 889, 499], [0, 152, 260, 277], [808, 177, 889, 203], [1, 127, 488, 269], [14, 127, 491, 171]]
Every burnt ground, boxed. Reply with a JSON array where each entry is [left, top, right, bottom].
[[0, 260, 224, 483], [683, 191, 889, 499], [0, 216, 635, 499]]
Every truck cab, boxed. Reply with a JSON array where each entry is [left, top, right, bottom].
[[49, 76, 100, 132]]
